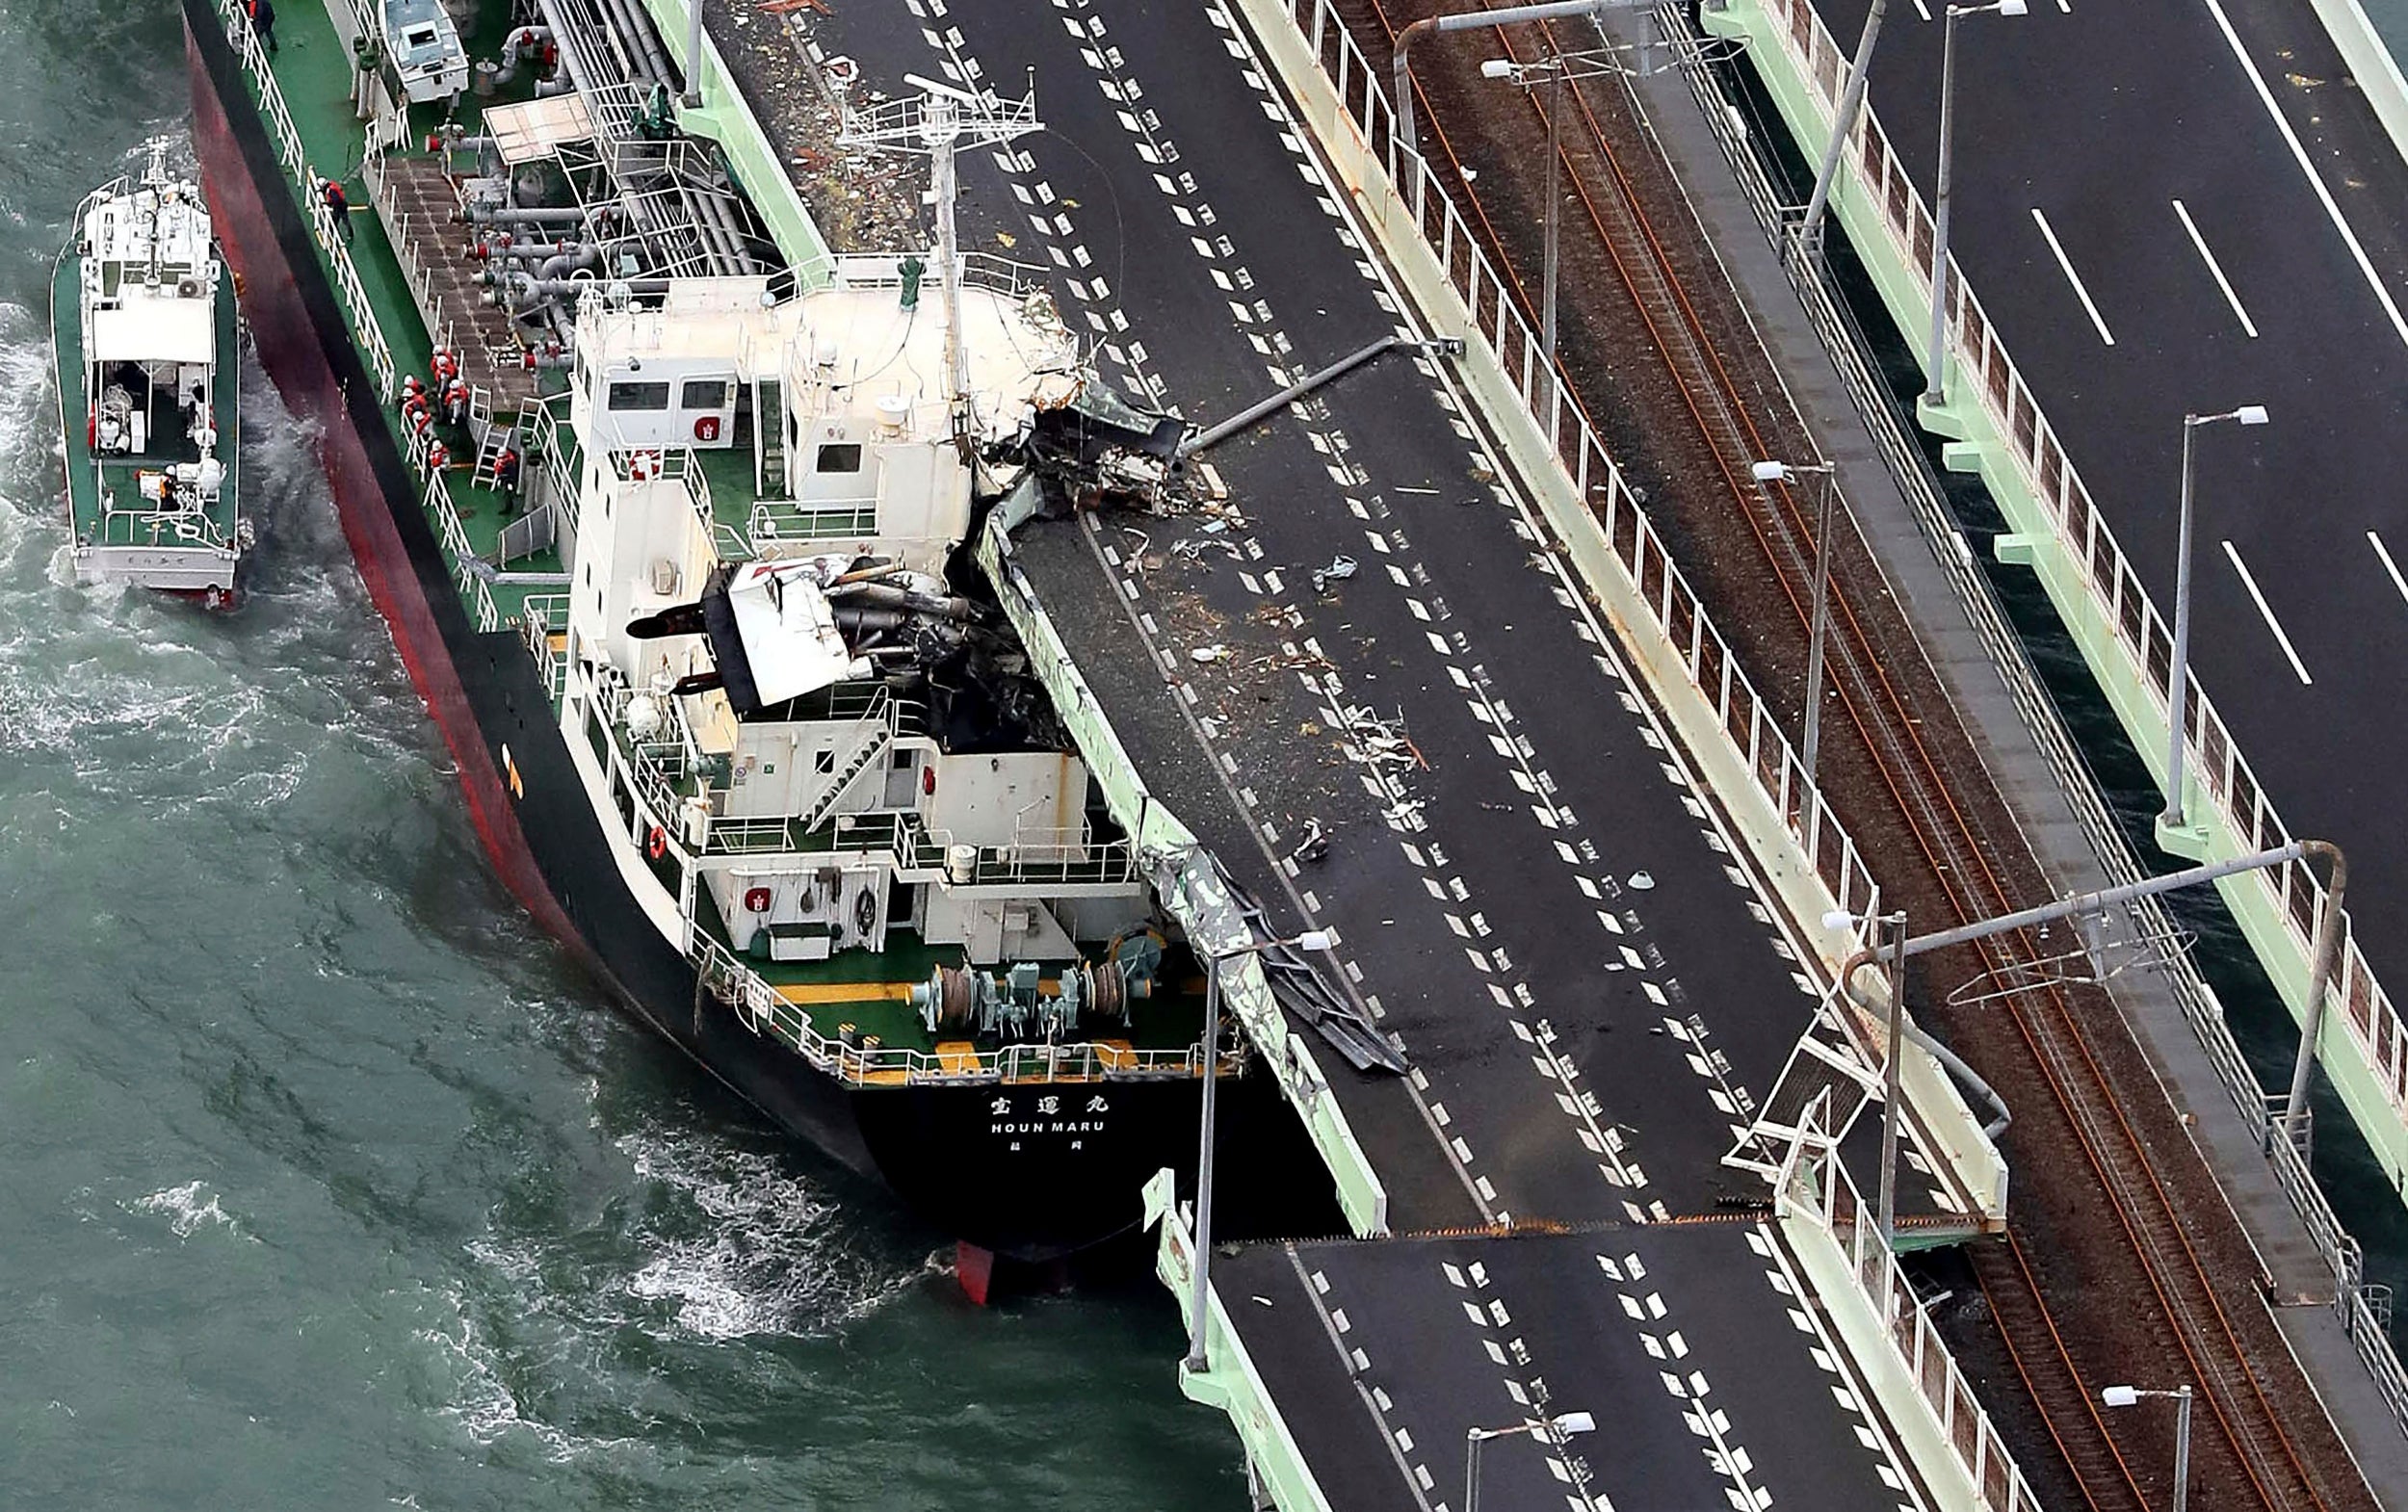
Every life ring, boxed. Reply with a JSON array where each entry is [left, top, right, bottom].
[[852, 888, 877, 939], [645, 824, 668, 860], [628, 449, 663, 481]]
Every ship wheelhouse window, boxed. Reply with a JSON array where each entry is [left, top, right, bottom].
[[608, 380, 671, 411], [814, 443, 864, 474], [681, 379, 729, 409]]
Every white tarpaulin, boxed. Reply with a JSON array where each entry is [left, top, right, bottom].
[[91, 292, 212, 365], [725, 561, 870, 704]]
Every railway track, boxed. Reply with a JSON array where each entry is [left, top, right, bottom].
[[1321, 1, 2366, 1506]]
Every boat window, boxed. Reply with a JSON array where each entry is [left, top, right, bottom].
[[681, 378, 729, 409], [608, 380, 671, 411], [815, 442, 864, 474]]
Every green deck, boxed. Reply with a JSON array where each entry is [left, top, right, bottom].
[[51, 250, 242, 553]]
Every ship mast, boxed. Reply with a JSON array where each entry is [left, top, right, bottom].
[[840, 74, 1040, 456]]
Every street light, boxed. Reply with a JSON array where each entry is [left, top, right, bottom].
[[2161, 404, 2270, 832], [2103, 1384, 2193, 1512], [1754, 458, 1839, 782], [1184, 927, 1335, 1374], [1924, 0, 2027, 407], [1479, 51, 1623, 361], [1466, 1411, 1597, 1512]]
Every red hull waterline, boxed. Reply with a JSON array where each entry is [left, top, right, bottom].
[[186, 25, 589, 965]]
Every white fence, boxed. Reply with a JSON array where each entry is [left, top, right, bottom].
[[1778, 1105, 2045, 1512]]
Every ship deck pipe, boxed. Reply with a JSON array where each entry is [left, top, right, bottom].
[[527, 0, 759, 277], [495, 25, 555, 86], [484, 239, 589, 260], [537, 248, 601, 281], [516, 275, 670, 297], [465, 203, 598, 225]]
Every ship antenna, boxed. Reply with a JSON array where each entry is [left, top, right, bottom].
[[839, 74, 1041, 459]]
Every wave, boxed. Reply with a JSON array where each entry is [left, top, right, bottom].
[[615, 1126, 919, 1342], [127, 1179, 245, 1239]]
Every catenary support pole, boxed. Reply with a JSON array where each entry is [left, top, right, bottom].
[[2283, 840, 2349, 1147], [1796, 0, 1888, 256], [1803, 471, 1835, 779]]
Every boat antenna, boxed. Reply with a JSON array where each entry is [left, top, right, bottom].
[[838, 73, 1041, 457]]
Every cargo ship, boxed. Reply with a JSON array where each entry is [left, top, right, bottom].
[[53, 143, 247, 598], [178, 0, 1332, 1293]]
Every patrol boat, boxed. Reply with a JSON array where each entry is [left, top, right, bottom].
[[53, 145, 246, 600], [179, 0, 1322, 1291]]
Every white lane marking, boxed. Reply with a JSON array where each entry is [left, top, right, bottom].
[[2171, 199, 2259, 338], [2199, 0, 2408, 352], [2223, 539, 2314, 685], [2369, 530, 2408, 612], [2030, 207, 2115, 347], [1910, 0, 1931, 21]]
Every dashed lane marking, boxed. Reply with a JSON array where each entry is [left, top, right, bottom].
[[2222, 539, 2314, 685], [2029, 207, 2116, 348]]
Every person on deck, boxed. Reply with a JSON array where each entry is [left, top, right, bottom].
[[321, 176, 352, 242], [247, 0, 277, 54]]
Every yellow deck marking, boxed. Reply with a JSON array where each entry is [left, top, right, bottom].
[[773, 980, 917, 1004]]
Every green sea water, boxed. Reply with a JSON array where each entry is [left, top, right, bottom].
[[0, 6, 1235, 1507]]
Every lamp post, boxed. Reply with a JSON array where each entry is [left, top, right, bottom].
[[1924, 0, 2027, 406], [2103, 1384, 2193, 1512], [1183, 927, 1333, 1375], [2161, 404, 2269, 831], [1466, 1411, 1597, 1512], [1754, 458, 1838, 782]]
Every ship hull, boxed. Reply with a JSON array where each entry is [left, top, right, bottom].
[[180, 1, 1324, 1266]]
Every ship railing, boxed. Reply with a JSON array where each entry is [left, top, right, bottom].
[[214, 0, 398, 404], [86, 460, 238, 553], [412, 429, 499, 632], [749, 497, 879, 555], [893, 815, 1139, 890], [1724, 0, 2408, 1149], [830, 250, 1043, 301], [687, 930, 1223, 1086], [517, 592, 572, 700]]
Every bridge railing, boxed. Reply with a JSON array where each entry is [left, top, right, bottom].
[[1777, 1105, 2043, 1512]]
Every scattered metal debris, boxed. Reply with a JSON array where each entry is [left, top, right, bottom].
[[1311, 553, 1358, 594]]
